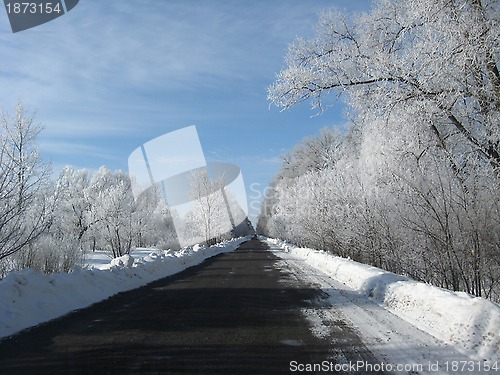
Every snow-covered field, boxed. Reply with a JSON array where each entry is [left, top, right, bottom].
[[265, 237, 499, 373], [0, 237, 250, 340]]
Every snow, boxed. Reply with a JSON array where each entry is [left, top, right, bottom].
[[2, 234, 498, 372], [0, 237, 250, 340], [265, 237, 500, 369]]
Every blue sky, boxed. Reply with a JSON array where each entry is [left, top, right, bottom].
[[0, 0, 372, 221]]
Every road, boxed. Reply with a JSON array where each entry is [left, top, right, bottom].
[[0, 239, 384, 374]]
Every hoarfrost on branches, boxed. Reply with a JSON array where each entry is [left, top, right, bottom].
[[262, 0, 500, 301]]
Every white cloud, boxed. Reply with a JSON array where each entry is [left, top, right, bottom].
[[0, 0, 371, 176]]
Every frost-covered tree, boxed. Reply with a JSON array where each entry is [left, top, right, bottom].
[[89, 167, 172, 258], [93, 168, 135, 257], [262, 0, 500, 300], [269, 0, 500, 178], [188, 169, 232, 245], [258, 122, 500, 300], [280, 128, 343, 180], [0, 102, 52, 262], [20, 166, 180, 271], [0, 103, 184, 274], [13, 171, 84, 273], [55, 167, 98, 246]]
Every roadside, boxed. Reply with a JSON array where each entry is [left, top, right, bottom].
[[267, 238, 498, 374], [0, 237, 248, 340], [0, 239, 386, 374]]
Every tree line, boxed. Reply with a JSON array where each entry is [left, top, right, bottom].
[[0, 102, 253, 277], [258, 0, 499, 301]]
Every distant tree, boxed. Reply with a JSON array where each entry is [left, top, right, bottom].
[[0, 102, 52, 261], [91, 168, 138, 258], [188, 169, 230, 245], [152, 198, 180, 250], [55, 167, 97, 245], [279, 127, 343, 180]]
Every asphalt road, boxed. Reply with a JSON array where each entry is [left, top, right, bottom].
[[0, 239, 384, 374]]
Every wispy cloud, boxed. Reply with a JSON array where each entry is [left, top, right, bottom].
[[1, 1, 345, 107], [39, 139, 112, 157], [0, 0, 372, 187]]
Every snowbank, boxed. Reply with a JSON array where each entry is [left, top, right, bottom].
[[265, 237, 500, 362], [0, 237, 249, 340]]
